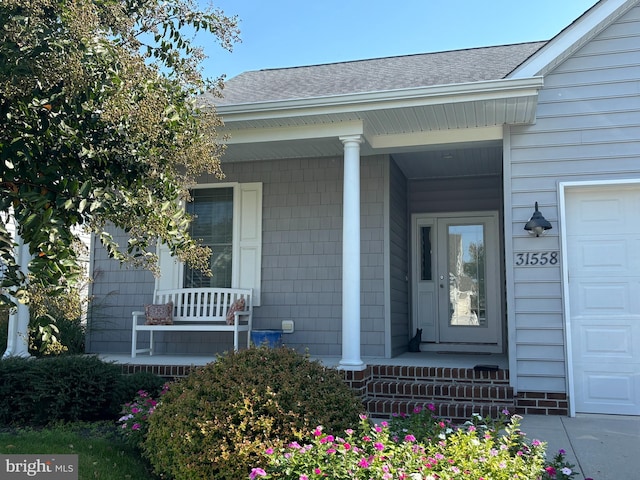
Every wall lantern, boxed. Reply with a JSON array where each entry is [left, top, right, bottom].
[[524, 202, 552, 237]]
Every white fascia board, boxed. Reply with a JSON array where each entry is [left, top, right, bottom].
[[511, 0, 635, 78], [222, 120, 363, 144], [216, 77, 544, 123], [369, 125, 503, 150]]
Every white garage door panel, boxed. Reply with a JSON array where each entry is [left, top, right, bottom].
[[579, 283, 629, 312], [566, 185, 640, 415], [580, 323, 635, 358]]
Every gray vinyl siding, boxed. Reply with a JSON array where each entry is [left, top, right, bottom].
[[87, 155, 387, 357], [389, 159, 409, 356], [508, 5, 640, 393]]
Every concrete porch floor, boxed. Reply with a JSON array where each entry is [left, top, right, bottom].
[[98, 351, 508, 369]]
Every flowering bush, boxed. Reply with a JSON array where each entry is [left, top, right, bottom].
[[118, 384, 168, 447], [542, 449, 580, 480], [252, 414, 548, 479], [391, 406, 580, 480], [388, 404, 453, 443]]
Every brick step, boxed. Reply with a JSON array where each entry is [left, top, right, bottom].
[[369, 365, 510, 385], [364, 396, 516, 423], [367, 379, 514, 403]]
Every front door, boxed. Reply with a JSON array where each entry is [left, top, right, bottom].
[[412, 212, 502, 352]]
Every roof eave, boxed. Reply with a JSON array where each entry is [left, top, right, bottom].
[[215, 76, 545, 123]]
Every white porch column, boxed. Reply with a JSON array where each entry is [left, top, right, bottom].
[[339, 135, 365, 370], [2, 234, 31, 359]]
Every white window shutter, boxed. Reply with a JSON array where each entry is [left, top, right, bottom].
[[155, 242, 181, 292], [236, 182, 262, 306]]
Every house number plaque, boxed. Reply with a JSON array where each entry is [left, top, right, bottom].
[[514, 251, 559, 266]]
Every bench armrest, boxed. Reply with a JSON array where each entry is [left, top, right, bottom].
[[132, 311, 145, 325]]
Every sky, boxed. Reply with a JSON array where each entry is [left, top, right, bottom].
[[197, 0, 600, 81]]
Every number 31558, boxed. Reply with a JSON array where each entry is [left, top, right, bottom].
[[514, 252, 558, 266]]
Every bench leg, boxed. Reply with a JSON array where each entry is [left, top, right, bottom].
[[149, 330, 154, 356], [131, 326, 137, 358], [233, 329, 239, 351]]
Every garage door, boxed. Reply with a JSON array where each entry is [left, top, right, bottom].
[[565, 184, 640, 415]]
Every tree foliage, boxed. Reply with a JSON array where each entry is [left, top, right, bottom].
[[0, 0, 240, 305]]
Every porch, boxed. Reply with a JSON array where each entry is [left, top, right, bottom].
[[101, 351, 525, 422]]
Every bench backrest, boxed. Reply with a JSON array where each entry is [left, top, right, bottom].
[[155, 288, 252, 323]]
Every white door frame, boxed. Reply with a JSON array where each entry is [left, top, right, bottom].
[[559, 178, 640, 417]]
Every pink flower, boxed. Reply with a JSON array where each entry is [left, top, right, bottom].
[[314, 468, 322, 475], [427, 403, 436, 411], [249, 468, 266, 479], [404, 434, 416, 442], [413, 406, 422, 414], [313, 426, 323, 437], [265, 448, 274, 455], [299, 475, 308, 480], [374, 442, 384, 451], [545, 466, 557, 477], [358, 457, 370, 468]]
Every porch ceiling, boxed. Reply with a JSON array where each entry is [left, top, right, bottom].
[[392, 142, 503, 180], [215, 77, 543, 163]]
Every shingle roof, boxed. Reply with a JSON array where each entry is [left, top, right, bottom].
[[209, 41, 547, 106]]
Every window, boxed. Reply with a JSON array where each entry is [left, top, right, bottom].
[[156, 182, 262, 305], [183, 188, 233, 288]]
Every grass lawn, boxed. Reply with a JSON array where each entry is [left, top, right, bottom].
[[0, 422, 157, 480]]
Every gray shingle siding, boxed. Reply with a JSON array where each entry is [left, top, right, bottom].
[[389, 159, 409, 356], [88, 155, 388, 357]]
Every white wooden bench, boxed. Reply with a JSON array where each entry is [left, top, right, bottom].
[[131, 288, 252, 357]]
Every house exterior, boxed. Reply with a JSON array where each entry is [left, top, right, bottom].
[[87, 0, 640, 417]]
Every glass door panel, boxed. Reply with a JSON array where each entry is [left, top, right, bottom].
[[437, 215, 499, 345], [446, 224, 485, 327]]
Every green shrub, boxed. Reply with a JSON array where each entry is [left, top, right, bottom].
[[110, 370, 166, 411], [0, 355, 165, 426], [143, 346, 365, 480]]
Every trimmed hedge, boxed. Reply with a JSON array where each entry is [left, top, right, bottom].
[[0, 355, 164, 426]]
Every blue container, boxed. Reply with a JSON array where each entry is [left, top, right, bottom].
[[251, 329, 283, 348]]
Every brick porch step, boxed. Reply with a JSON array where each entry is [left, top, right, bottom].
[[362, 365, 515, 422]]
